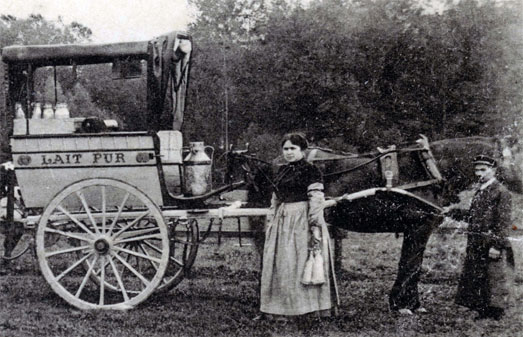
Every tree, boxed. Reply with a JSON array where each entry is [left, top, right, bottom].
[[184, 0, 523, 153], [0, 14, 91, 48]]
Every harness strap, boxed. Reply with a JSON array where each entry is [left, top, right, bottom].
[[395, 178, 441, 190], [378, 145, 399, 187], [416, 135, 443, 181], [307, 149, 318, 162]]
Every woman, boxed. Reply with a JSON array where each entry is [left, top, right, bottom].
[[259, 133, 339, 318]]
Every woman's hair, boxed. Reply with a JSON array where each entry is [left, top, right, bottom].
[[281, 132, 309, 150]]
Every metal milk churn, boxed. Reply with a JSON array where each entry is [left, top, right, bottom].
[[183, 142, 213, 196], [54, 103, 70, 118], [14, 102, 25, 119], [42, 103, 54, 119], [32, 102, 42, 119]]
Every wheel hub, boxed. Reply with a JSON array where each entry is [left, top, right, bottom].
[[94, 238, 110, 254]]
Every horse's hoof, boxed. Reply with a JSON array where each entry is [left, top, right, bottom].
[[415, 307, 428, 314], [398, 308, 413, 315]]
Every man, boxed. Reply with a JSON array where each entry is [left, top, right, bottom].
[[444, 155, 515, 320]]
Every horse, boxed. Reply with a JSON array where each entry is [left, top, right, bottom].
[[232, 135, 523, 311]]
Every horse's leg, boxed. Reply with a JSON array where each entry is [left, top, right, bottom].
[[3, 222, 24, 258], [329, 226, 346, 273], [389, 218, 436, 311], [250, 216, 265, 258], [250, 215, 266, 307], [0, 221, 24, 274]]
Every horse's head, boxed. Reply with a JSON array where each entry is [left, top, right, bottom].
[[226, 150, 275, 207]]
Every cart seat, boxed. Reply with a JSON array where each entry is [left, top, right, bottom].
[[157, 130, 183, 195]]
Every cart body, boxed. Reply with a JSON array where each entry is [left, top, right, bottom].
[[11, 132, 165, 208]]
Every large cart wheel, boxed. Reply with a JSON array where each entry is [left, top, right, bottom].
[[36, 178, 169, 310], [156, 218, 199, 292]]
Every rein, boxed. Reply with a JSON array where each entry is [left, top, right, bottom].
[[232, 143, 434, 190], [323, 153, 383, 178], [323, 146, 423, 178]]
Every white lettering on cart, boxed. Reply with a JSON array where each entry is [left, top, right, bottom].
[[39, 152, 126, 166], [41, 154, 82, 165], [92, 153, 126, 164]]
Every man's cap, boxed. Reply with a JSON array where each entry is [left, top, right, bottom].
[[473, 155, 497, 167]]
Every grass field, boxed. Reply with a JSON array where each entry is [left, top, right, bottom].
[[1, 196, 522, 336]]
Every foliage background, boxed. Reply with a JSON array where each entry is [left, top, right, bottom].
[[183, 0, 523, 158], [1, 0, 523, 161]]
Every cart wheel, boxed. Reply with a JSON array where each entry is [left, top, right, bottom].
[[156, 218, 199, 292], [36, 178, 169, 310]]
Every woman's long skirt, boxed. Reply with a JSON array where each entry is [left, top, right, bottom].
[[260, 201, 338, 316]]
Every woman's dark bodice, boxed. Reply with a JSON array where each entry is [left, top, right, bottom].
[[275, 159, 323, 202]]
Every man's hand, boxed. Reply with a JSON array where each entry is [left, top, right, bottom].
[[442, 204, 459, 214], [489, 247, 501, 259], [442, 206, 452, 214]]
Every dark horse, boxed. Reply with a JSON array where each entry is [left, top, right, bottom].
[[234, 135, 523, 311]]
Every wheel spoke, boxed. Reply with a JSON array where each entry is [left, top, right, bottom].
[[114, 233, 163, 245], [141, 240, 163, 254], [76, 191, 100, 234], [107, 192, 131, 235], [119, 244, 132, 280], [45, 245, 90, 258], [111, 252, 151, 287], [75, 255, 98, 298], [99, 256, 105, 306], [56, 252, 93, 282], [86, 257, 111, 277], [57, 205, 95, 237], [108, 255, 130, 302], [112, 211, 151, 238], [113, 246, 162, 264], [169, 255, 184, 267], [143, 240, 184, 267], [44, 228, 93, 243], [101, 186, 107, 234], [117, 227, 160, 240], [138, 244, 159, 272]]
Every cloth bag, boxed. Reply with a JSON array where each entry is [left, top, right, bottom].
[[302, 250, 325, 285]]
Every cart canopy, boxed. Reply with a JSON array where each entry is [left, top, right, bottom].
[[1, 41, 149, 66], [1, 31, 192, 138]]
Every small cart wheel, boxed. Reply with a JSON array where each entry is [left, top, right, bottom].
[[36, 178, 169, 310], [156, 218, 199, 292]]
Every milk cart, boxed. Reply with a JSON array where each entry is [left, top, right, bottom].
[[0, 32, 271, 310], [0, 31, 448, 311]]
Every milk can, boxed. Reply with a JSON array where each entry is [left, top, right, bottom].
[[54, 103, 70, 118], [42, 103, 54, 119], [32, 102, 42, 119], [14, 102, 25, 119], [183, 142, 213, 196]]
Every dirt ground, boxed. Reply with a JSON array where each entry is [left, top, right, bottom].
[[1, 197, 523, 336]]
